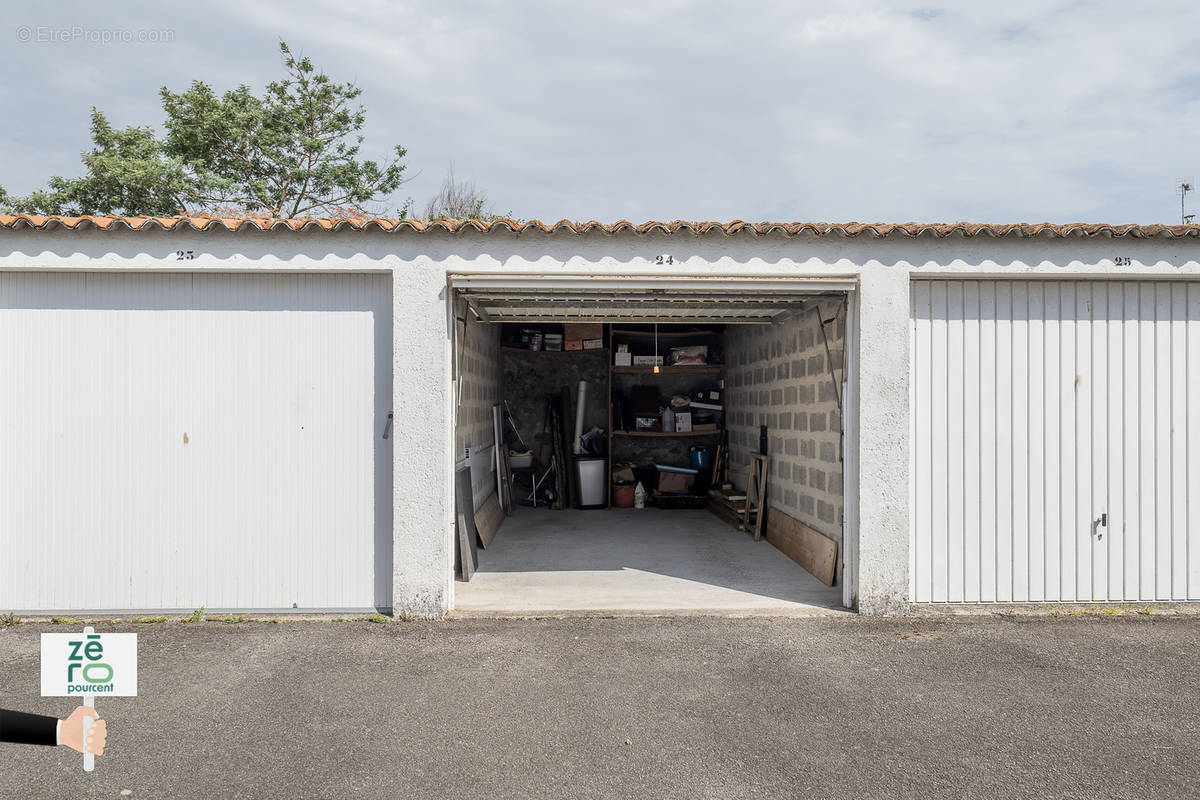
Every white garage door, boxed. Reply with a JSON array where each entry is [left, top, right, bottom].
[[912, 280, 1199, 603], [0, 272, 392, 612]]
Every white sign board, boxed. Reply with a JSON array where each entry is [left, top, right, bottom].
[[41, 632, 138, 697]]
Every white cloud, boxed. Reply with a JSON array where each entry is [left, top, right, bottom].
[[3, 0, 1199, 223]]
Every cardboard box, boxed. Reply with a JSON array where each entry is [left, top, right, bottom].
[[565, 339, 583, 351], [674, 411, 692, 432], [657, 471, 693, 494], [611, 465, 635, 483], [564, 323, 602, 341], [614, 351, 632, 366], [633, 355, 664, 366], [635, 416, 660, 431], [583, 338, 604, 350]]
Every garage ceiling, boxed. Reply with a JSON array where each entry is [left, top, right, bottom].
[[450, 274, 854, 323]]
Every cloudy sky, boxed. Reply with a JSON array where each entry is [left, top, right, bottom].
[[4, 1, 1199, 223]]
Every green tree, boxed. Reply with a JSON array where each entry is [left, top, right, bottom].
[[3, 110, 191, 216], [3, 42, 406, 218]]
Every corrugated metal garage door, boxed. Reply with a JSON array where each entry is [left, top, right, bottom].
[[912, 280, 1199, 603], [0, 273, 392, 611]]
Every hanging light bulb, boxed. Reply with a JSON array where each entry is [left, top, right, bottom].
[[653, 323, 660, 373]]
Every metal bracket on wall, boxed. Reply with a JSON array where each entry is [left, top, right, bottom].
[[814, 297, 848, 464], [815, 300, 844, 417]]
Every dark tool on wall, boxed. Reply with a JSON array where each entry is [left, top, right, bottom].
[[813, 297, 848, 462], [558, 386, 577, 507], [548, 395, 568, 510], [499, 447, 514, 515], [712, 429, 730, 486], [503, 400, 530, 452]]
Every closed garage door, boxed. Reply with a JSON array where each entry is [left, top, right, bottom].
[[0, 272, 392, 611], [912, 280, 1199, 603]]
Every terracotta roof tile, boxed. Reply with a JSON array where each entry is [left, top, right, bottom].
[[1, 214, 1199, 239]]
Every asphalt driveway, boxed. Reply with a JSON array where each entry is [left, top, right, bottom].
[[1, 615, 1197, 799]]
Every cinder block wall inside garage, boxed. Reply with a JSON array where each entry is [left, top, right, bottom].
[[725, 300, 846, 549], [453, 311, 502, 505]]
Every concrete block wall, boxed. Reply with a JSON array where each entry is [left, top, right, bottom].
[[725, 300, 846, 545], [454, 312, 501, 505]]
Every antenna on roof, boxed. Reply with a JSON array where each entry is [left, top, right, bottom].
[[1179, 180, 1195, 224]]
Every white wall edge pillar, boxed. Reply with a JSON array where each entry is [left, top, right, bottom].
[[391, 264, 454, 618], [852, 264, 911, 614]]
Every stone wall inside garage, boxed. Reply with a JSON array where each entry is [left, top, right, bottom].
[[725, 300, 846, 545]]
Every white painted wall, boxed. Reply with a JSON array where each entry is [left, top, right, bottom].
[[390, 261, 454, 618], [0, 271, 392, 611], [1, 226, 1197, 615]]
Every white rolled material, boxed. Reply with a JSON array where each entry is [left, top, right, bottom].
[[573, 380, 587, 454]]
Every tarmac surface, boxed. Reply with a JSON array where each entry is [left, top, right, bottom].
[[1, 614, 1197, 799]]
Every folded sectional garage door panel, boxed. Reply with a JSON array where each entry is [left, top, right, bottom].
[[450, 274, 855, 323], [912, 280, 1199, 603], [0, 273, 391, 611]]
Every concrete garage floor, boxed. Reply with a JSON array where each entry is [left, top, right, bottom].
[[454, 507, 844, 615]]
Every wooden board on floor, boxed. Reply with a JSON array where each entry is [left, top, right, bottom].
[[474, 492, 505, 549], [454, 467, 478, 581], [766, 510, 838, 586], [709, 499, 743, 530], [708, 489, 747, 530]]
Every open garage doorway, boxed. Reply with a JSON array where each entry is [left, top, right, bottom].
[[447, 274, 857, 614]]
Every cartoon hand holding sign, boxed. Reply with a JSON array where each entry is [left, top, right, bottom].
[[62, 706, 107, 755], [37, 626, 136, 771], [0, 705, 105, 753]]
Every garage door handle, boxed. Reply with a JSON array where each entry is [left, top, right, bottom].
[[382, 413, 393, 440], [1100, 512, 1107, 527]]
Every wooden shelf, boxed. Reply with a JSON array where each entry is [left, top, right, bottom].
[[610, 329, 719, 338], [501, 346, 608, 354], [613, 430, 722, 438], [611, 364, 724, 374]]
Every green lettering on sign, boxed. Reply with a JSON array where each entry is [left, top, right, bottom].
[[82, 662, 113, 684]]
